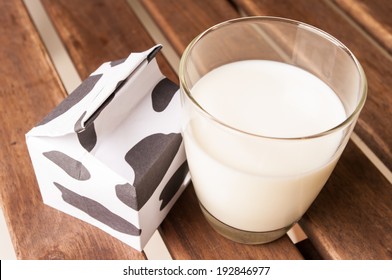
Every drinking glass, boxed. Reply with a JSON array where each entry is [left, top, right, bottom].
[[179, 17, 367, 244]]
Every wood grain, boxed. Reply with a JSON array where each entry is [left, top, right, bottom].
[[41, 0, 177, 83], [0, 0, 144, 259], [333, 0, 392, 55], [300, 141, 392, 259], [3, 0, 390, 260], [141, 0, 240, 54]]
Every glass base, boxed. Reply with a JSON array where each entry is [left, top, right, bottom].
[[199, 203, 294, 244]]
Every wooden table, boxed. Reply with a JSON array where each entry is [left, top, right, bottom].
[[1, 0, 391, 260]]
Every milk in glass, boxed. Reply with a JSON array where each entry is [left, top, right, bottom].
[[183, 60, 346, 232]]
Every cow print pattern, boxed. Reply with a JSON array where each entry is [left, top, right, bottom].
[[159, 161, 188, 210], [38, 74, 102, 126], [119, 133, 183, 210], [32, 47, 187, 248], [76, 78, 125, 132], [115, 183, 137, 210], [76, 120, 97, 152], [110, 58, 126, 67], [43, 150, 91, 181], [151, 78, 178, 112], [54, 182, 141, 236]]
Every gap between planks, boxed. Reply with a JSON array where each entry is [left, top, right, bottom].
[[325, 0, 392, 63]]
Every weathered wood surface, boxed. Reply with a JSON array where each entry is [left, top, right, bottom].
[[41, 0, 177, 83], [1, 0, 391, 260], [300, 141, 392, 259], [333, 0, 392, 55]]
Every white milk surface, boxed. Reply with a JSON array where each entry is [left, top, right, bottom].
[[183, 60, 347, 232]]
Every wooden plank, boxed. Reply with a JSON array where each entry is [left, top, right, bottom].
[[141, 0, 303, 259], [300, 141, 392, 259], [233, 0, 392, 171], [233, 0, 392, 259], [333, 0, 392, 55], [0, 0, 143, 259], [141, 0, 240, 54], [41, 0, 177, 83]]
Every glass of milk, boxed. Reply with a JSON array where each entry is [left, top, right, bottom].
[[179, 17, 367, 244]]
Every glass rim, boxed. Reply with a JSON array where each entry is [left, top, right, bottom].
[[179, 16, 367, 140]]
